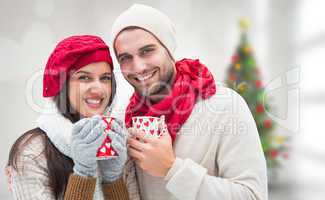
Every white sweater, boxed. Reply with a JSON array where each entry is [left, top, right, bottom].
[[135, 86, 268, 200]]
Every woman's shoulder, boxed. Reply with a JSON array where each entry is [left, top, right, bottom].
[[7, 129, 53, 195], [8, 128, 48, 170], [17, 128, 47, 156]]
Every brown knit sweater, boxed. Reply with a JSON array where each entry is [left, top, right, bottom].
[[64, 174, 129, 200]]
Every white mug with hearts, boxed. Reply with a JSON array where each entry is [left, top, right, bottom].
[[132, 115, 165, 138], [96, 116, 118, 160]]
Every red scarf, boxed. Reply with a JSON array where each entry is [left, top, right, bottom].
[[125, 58, 216, 142]]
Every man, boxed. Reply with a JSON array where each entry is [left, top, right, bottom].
[[111, 4, 268, 200]]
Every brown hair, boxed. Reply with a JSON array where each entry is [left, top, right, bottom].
[[7, 73, 116, 198], [7, 128, 74, 199], [114, 26, 175, 62]]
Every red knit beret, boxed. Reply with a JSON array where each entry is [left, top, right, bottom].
[[43, 35, 113, 97]]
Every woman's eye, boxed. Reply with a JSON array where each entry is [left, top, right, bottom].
[[101, 75, 112, 81], [78, 75, 90, 81]]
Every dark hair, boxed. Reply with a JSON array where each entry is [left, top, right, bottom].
[[116, 26, 175, 61], [7, 72, 116, 198], [7, 128, 74, 199]]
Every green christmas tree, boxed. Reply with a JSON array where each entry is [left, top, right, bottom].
[[225, 19, 288, 169]]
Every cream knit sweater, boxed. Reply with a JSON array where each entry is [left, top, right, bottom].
[[135, 86, 268, 200]]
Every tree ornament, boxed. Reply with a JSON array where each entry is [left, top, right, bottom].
[[237, 82, 247, 93], [256, 103, 265, 113], [270, 149, 278, 159], [283, 152, 289, 160], [264, 119, 272, 129], [235, 63, 241, 71], [243, 46, 251, 54], [239, 18, 250, 32], [275, 136, 285, 145], [229, 73, 236, 81], [232, 54, 240, 64], [255, 80, 263, 88]]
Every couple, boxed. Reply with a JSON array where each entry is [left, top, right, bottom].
[[6, 4, 268, 200]]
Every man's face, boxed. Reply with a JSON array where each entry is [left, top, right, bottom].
[[114, 28, 175, 102]]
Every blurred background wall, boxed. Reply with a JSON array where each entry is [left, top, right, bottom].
[[0, 0, 324, 199]]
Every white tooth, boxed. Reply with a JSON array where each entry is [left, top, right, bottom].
[[86, 99, 100, 104], [137, 72, 154, 81]]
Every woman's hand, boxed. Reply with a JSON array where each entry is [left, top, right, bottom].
[[98, 118, 128, 183], [71, 115, 106, 177], [5, 166, 12, 192]]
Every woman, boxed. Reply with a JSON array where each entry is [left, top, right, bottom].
[[6, 35, 139, 199]]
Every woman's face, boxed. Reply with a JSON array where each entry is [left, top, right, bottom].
[[68, 61, 112, 118]]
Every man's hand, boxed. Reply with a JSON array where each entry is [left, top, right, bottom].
[[127, 127, 175, 177]]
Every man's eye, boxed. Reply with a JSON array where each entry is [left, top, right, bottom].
[[141, 48, 153, 55], [119, 56, 131, 63]]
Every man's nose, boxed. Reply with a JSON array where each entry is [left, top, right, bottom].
[[133, 56, 147, 74]]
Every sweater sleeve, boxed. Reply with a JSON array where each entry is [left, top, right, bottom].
[[64, 174, 97, 200], [123, 158, 141, 200], [10, 136, 56, 200], [102, 178, 129, 200], [101, 158, 141, 200], [164, 92, 268, 200]]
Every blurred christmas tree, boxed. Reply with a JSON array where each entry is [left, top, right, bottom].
[[225, 18, 289, 169]]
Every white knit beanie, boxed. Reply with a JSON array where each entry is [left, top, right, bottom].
[[111, 4, 177, 59]]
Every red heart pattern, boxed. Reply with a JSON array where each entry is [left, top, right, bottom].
[[96, 120, 118, 159], [131, 116, 165, 139]]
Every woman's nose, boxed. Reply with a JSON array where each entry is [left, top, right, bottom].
[[88, 79, 104, 94]]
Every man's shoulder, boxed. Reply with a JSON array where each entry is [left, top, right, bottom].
[[195, 85, 243, 114], [205, 84, 240, 101]]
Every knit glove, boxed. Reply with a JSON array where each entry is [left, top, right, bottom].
[[71, 115, 106, 177], [98, 118, 127, 183]]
